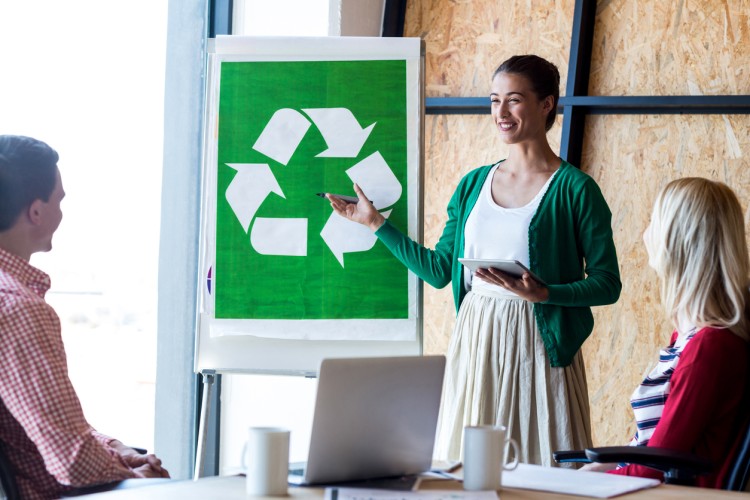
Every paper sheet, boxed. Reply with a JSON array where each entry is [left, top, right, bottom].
[[501, 463, 660, 498]]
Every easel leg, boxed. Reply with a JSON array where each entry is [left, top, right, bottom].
[[194, 370, 216, 480]]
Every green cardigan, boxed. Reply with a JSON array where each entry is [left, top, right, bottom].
[[376, 161, 621, 367]]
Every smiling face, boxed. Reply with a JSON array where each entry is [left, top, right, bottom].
[[490, 72, 554, 145]]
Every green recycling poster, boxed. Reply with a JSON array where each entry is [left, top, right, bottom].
[[213, 58, 410, 321]]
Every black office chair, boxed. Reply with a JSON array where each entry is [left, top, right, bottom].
[[0, 445, 20, 500], [553, 415, 750, 490]]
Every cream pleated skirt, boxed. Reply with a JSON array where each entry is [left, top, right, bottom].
[[433, 288, 592, 466]]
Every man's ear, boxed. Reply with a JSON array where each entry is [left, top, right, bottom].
[[27, 199, 44, 225]]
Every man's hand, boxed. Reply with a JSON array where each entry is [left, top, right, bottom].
[[122, 453, 170, 477], [110, 440, 170, 478], [133, 463, 171, 479], [474, 267, 549, 303]]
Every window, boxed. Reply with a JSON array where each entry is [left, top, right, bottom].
[[235, 0, 330, 36], [0, 1, 167, 450]]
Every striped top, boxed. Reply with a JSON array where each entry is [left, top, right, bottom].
[[610, 326, 749, 488], [629, 328, 697, 446]]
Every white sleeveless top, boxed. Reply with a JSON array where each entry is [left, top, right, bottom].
[[463, 163, 557, 297]]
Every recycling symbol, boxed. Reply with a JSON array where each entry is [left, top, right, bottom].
[[224, 107, 402, 267]]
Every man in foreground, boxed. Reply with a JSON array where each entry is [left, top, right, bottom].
[[0, 135, 169, 499]]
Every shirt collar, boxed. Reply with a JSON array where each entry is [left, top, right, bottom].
[[0, 247, 51, 298]]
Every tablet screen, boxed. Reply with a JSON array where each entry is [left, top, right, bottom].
[[458, 258, 546, 285]]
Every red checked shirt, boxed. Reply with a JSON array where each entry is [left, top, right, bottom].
[[0, 247, 136, 499]]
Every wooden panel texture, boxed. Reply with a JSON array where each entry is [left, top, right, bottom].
[[582, 113, 750, 445], [404, 0, 575, 97], [590, 0, 750, 95], [406, 0, 750, 451]]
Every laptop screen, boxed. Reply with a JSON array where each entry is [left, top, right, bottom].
[[291, 355, 446, 485]]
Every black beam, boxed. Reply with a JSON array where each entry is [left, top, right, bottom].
[[559, 0, 597, 167], [382, 0, 407, 37], [425, 95, 750, 115], [565, 1, 596, 97], [424, 97, 490, 114], [560, 95, 750, 114], [209, 0, 233, 37]]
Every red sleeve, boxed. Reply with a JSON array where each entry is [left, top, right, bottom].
[[609, 328, 747, 482]]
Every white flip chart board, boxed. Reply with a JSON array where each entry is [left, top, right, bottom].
[[194, 36, 424, 375]]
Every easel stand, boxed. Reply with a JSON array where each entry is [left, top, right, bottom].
[[194, 370, 219, 480]]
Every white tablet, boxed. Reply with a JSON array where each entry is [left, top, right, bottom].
[[458, 258, 546, 285]]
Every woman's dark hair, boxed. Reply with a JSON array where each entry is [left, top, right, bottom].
[[0, 135, 59, 231], [493, 55, 560, 132]]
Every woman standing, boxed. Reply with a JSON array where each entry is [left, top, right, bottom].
[[584, 178, 750, 488], [328, 55, 621, 465]]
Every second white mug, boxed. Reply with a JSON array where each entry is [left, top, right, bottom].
[[462, 425, 519, 491], [242, 426, 290, 496]]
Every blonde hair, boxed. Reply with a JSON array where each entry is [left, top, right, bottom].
[[647, 178, 750, 339]]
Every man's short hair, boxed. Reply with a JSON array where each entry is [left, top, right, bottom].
[[0, 135, 59, 231]]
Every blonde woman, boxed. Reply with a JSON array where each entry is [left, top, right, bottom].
[[585, 178, 750, 488]]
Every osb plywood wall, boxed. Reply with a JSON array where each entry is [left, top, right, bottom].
[[584, 114, 750, 444], [406, 0, 750, 449], [585, 0, 750, 446], [404, 0, 575, 97], [590, 0, 750, 95]]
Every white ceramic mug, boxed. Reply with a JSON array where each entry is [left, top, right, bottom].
[[463, 425, 519, 491], [241, 427, 290, 496]]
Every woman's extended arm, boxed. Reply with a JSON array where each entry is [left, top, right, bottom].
[[329, 183, 457, 289]]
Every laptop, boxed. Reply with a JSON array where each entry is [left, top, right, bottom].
[[288, 355, 446, 486]]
